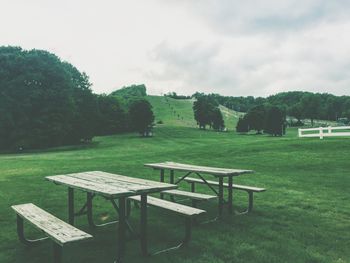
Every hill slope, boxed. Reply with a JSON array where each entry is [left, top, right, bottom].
[[147, 95, 241, 130]]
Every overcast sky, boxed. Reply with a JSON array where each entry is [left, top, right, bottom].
[[1, 0, 350, 97]]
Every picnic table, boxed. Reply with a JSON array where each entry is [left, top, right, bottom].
[[46, 171, 177, 262], [144, 162, 254, 216]]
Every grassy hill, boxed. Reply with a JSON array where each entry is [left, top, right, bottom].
[[0, 96, 349, 263], [147, 95, 241, 130]]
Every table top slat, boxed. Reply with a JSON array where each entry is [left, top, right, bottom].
[[46, 174, 133, 198], [145, 162, 254, 176], [46, 171, 177, 197], [88, 171, 177, 191]]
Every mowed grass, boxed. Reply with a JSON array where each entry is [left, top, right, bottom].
[[0, 98, 349, 263]]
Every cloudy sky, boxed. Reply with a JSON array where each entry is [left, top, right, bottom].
[[1, 0, 350, 97]]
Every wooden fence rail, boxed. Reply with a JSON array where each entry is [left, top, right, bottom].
[[298, 126, 350, 139]]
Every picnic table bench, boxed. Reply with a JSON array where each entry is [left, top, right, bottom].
[[145, 162, 260, 216], [183, 177, 266, 213], [11, 203, 92, 263], [45, 171, 202, 261]]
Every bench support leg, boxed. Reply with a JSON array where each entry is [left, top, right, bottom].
[[152, 217, 193, 256], [16, 215, 48, 245], [235, 191, 254, 215], [53, 243, 62, 263], [68, 187, 74, 225]]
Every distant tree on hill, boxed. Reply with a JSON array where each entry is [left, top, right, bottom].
[[245, 105, 266, 134], [265, 106, 286, 136], [211, 108, 225, 131], [301, 94, 321, 126], [165, 92, 191, 99], [236, 117, 249, 133], [129, 99, 154, 136], [110, 84, 147, 99], [193, 97, 214, 129], [288, 103, 303, 126]]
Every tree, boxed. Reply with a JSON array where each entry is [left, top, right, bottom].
[[300, 94, 321, 126], [0, 46, 98, 150], [96, 95, 127, 135], [129, 99, 154, 136], [211, 108, 225, 131], [288, 103, 303, 126], [110, 84, 147, 98], [236, 117, 249, 133], [265, 106, 286, 136], [245, 105, 266, 134], [193, 97, 214, 129]]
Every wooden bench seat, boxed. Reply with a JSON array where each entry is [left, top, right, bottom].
[[12, 203, 92, 263], [129, 195, 206, 217], [183, 177, 266, 213], [161, 189, 217, 201]]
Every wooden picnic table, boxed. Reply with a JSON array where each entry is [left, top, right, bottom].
[[144, 162, 254, 216], [46, 171, 177, 262]]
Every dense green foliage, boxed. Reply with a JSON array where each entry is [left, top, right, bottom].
[[129, 99, 155, 135], [0, 98, 349, 262], [264, 106, 286, 136], [211, 108, 225, 131], [0, 46, 97, 150], [110, 84, 147, 99], [96, 95, 127, 135], [236, 105, 286, 136], [193, 96, 225, 130]]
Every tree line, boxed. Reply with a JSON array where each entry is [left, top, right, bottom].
[[194, 91, 350, 125], [0, 47, 154, 151]]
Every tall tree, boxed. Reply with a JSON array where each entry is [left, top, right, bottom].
[[245, 105, 266, 134], [265, 106, 286, 136], [211, 108, 225, 131], [129, 99, 154, 136], [193, 97, 214, 129]]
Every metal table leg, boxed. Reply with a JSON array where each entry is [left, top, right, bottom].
[[160, 169, 164, 199], [140, 194, 148, 256], [117, 197, 126, 262], [68, 187, 74, 225], [218, 177, 224, 217], [228, 175, 233, 214], [170, 170, 175, 201]]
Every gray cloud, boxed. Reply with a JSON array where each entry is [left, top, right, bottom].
[[147, 0, 350, 96]]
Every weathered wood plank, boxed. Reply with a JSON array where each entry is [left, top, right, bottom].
[[144, 162, 254, 177], [161, 189, 217, 201], [74, 171, 177, 193], [11, 203, 92, 245], [184, 177, 266, 192], [129, 196, 206, 217], [46, 174, 133, 198]]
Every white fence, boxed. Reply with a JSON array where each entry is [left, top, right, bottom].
[[298, 126, 350, 139]]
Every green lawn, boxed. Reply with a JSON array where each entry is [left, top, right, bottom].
[[0, 97, 349, 263]]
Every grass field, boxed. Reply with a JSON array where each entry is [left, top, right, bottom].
[[0, 97, 349, 263]]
